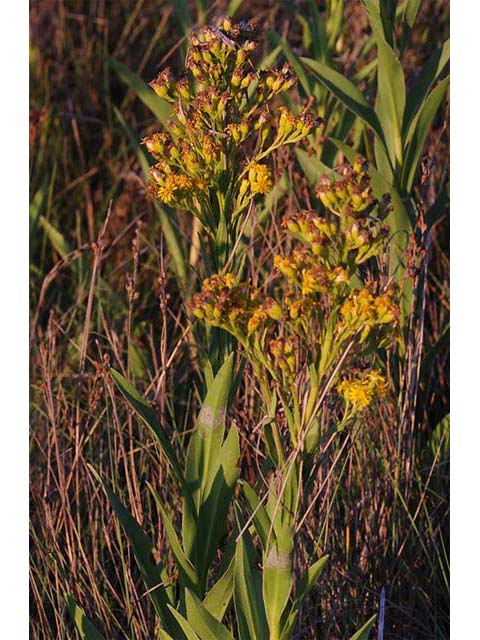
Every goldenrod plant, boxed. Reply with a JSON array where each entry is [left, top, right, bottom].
[[50, 10, 448, 640]]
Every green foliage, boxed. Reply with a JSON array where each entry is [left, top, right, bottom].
[[65, 596, 106, 640]]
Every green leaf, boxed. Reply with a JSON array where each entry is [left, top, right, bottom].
[[65, 596, 106, 640], [296, 554, 329, 603], [234, 532, 268, 640], [167, 606, 201, 640], [168, 0, 192, 35], [158, 632, 175, 640], [38, 216, 71, 261], [202, 555, 235, 621], [227, 0, 246, 17], [349, 613, 377, 639], [148, 483, 200, 595], [365, 0, 406, 166], [109, 369, 188, 500], [278, 555, 329, 639], [30, 174, 49, 240], [195, 424, 240, 586], [185, 589, 234, 640], [89, 467, 173, 626], [263, 525, 294, 638], [404, 0, 422, 29], [295, 148, 339, 186], [239, 481, 272, 551], [403, 39, 450, 141], [402, 76, 449, 192], [300, 56, 387, 153], [109, 57, 171, 124], [185, 354, 235, 509]]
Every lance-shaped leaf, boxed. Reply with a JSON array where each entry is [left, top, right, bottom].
[[279, 554, 329, 638], [240, 480, 272, 551], [364, 0, 406, 167], [300, 56, 387, 155], [65, 596, 106, 640], [234, 531, 268, 640], [202, 554, 235, 621], [185, 353, 235, 509], [295, 148, 340, 186], [403, 39, 450, 140], [109, 57, 171, 124], [167, 606, 201, 640], [89, 466, 174, 627], [195, 423, 241, 587], [402, 76, 450, 192], [263, 523, 294, 639], [349, 613, 377, 639], [185, 589, 234, 640], [148, 483, 200, 595], [109, 369, 190, 507]]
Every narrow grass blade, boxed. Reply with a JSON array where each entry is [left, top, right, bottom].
[[185, 589, 234, 640], [148, 483, 200, 595], [113, 106, 187, 287], [65, 596, 106, 640], [30, 174, 49, 240], [349, 613, 377, 639], [109, 57, 171, 124], [109, 369, 188, 500], [38, 215, 71, 261], [89, 466, 173, 625]]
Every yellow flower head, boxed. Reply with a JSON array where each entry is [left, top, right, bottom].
[[247, 162, 273, 195], [338, 370, 388, 410]]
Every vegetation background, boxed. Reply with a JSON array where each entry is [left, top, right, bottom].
[[29, 1, 449, 638]]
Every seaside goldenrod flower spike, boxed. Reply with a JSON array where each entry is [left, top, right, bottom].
[[142, 19, 322, 235]]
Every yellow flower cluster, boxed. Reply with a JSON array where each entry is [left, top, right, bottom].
[[191, 158, 401, 427], [246, 162, 273, 195], [316, 157, 390, 219], [142, 19, 322, 231], [269, 336, 296, 378], [340, 286, 398, 344], [192, 274, 282, 341], [338, 370, 388, 410]]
